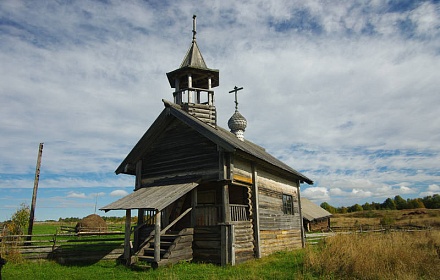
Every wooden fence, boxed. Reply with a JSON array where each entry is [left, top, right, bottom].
[[1, 230, 125, 263], [305, 225, 435, 245]]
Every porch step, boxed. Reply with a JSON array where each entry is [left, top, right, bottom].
[[143, 248, 167, 256], [135, 228, 194, 267], [137, 255, 155, 262]]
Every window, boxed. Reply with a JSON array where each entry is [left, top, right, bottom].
[[282, 194, 294, 215]]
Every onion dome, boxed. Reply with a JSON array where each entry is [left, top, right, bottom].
[[228, 110, 247, 141]]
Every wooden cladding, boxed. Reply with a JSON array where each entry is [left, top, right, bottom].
[[260, 229, 302, 257], [183, 103, 216, 126], [258, 187, 301, 231], [232, 174, 253, 184], [141, 121, 219, 180]]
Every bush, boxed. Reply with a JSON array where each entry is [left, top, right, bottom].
[[380, 215, 395, 227], [7, 203, 30, 235]]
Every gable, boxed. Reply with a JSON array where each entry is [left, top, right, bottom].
[[116, 101, 313, 185], [141, 119, 220, 183]]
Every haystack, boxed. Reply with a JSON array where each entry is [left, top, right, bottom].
[[75, 214, 107, 232]]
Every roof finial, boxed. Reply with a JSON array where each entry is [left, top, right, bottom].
[[228, 86, 247, 141], [229, 86, 244, 110], [192, 15, 197, 42]]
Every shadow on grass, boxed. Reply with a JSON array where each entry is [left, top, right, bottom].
[[49, 242, 124, 266]]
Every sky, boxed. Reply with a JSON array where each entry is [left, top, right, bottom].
[[1, 0, 439, 221]]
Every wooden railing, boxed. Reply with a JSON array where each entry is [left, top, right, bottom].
[[230, 204, 248, 222], [195, 204, 249, 225], [195, 205, 219, 226]]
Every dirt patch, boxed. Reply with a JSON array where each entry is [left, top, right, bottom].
[[403, 210, 427, 216]]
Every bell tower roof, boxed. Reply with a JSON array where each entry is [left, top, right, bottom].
[[180, 40, 207, 69], [166, 15, 219, 89]]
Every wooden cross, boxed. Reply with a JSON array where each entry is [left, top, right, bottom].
[[192, 15, 197, 41], [229, 86, 244, 110]]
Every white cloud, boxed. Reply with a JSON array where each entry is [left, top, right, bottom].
[[0, 0, 439, 219], [110, 190, 129, 197], [420, 184, 440, 197], [66, 191, 87, 199], [302, 187, 329, 201]]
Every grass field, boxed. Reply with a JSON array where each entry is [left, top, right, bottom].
[[2, 211, 440, 279], [3, 230, 439, 280], [331, 208, 440, 229], [2, 250, 311, 280]]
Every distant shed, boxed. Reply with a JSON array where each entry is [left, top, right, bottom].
[[301, 198, 332, 232]]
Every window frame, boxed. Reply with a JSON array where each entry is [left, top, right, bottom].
[[282, 194, 294, 215]]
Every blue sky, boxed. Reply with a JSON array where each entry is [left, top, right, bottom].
[[1, 0, 439, 221]]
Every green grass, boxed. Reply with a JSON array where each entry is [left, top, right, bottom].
[[2, 251, 313, 280], [4, 221, 439, 279], [30, 222, 61, 235]]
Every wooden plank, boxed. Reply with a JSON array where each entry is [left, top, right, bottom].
[[251, 163, 261, 259], [229, 224, 235, 266], [222, 184, 230, 223], [124, 210, 131, 263], [233, 174, 252, 184], [154, 210, 161, 263]]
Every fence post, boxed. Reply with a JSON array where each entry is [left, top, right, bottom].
[[52, 229, 57, 251]]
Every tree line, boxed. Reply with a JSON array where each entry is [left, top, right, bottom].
[[320, 194, 440, 214]]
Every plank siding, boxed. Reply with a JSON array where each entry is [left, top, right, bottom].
[[141, 121, 219, 182], [232, 221, 254, 264], [259, 229, 302, 256], [257, 169, 302, 257]]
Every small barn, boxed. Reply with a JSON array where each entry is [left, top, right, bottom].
[[301, 198, 332, 232], [101, 16, 313, 267]]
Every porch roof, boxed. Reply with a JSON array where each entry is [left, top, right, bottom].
[[100, 182, 198, 212]]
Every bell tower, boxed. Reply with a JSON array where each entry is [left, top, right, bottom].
[[166, 15, 220, 126]]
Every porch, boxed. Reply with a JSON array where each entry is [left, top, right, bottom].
[[100, 181, 253, 267]]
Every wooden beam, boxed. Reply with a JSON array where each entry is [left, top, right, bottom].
[[135, 160, 142, 190], [296, 180, 306, 248], [124, 209, 132, 265], [233, 174, 252, 184], [154, 210, 161, 263], [222, 183, 231, 223], [27, 142, 43, 241], [251, 164, 261, 258], [191, 188, 197, 227], [229, 224, 235, 265], [160, 207, 192, 234], [220, 224, 228, 266]]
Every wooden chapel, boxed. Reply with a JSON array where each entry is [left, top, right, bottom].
[[101, 15, 313, 268]]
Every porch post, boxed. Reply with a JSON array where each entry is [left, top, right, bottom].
[[191, 188, 197, 227], [297, 181, 306, 248], [251, 164, 261, 258], [124, 209, 132, 265], [222, 183, 231, 223], [154, 209, 161, 263]]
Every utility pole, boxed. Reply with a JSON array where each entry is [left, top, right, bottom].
[[27, 142, 43, 241]]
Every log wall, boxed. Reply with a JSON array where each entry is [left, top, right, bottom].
[[232, 221, 254, 264], [141, 121, 219, 184], [193, 226, 221, 264]]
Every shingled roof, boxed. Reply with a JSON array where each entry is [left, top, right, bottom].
[[116, 100, 313, 185]]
